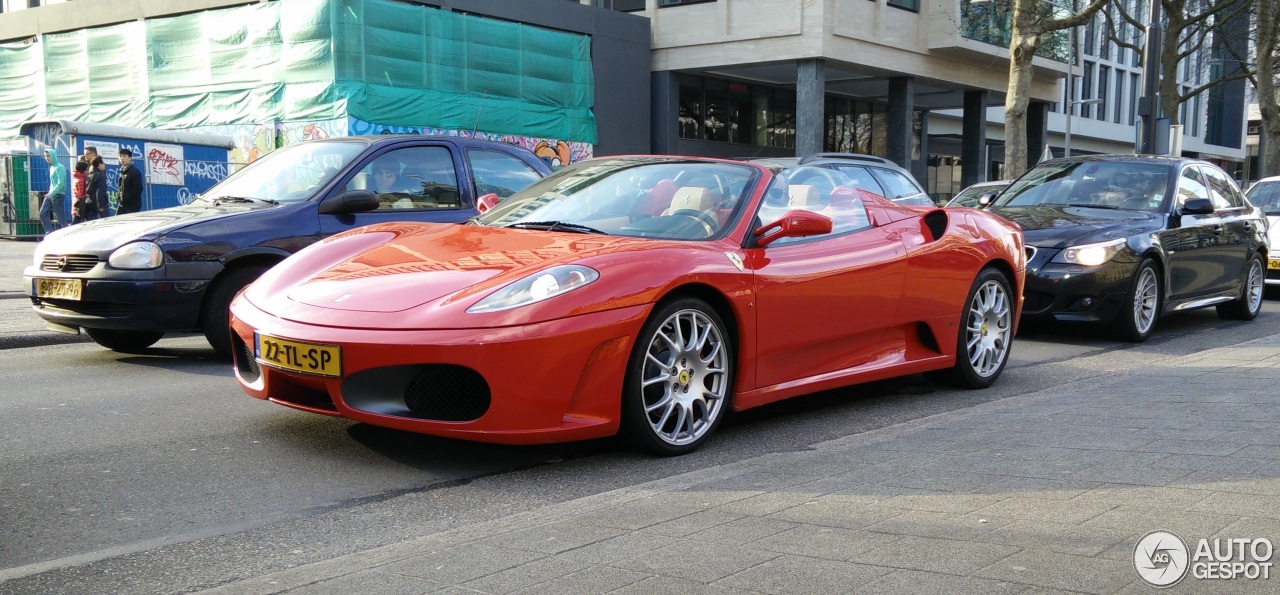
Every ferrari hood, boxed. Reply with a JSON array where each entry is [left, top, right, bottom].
[[38, 201, 271, 253], [991, 205, 1160, 249], [285, 224, 646, 313]]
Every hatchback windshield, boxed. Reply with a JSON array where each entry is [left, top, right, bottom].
[[994, 161, 1171, 212], [201, 141, 368, 204], [1247, 182, 1280, 216], [476, 158, 758, 240]]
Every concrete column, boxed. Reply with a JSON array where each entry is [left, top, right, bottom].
[[1027, 100, 1050, 171], [650, 71, 679, 155], [887, 77, 915, 170], [914, 110, 930, 184], [796, 59, 825, 157], [961, 90, 988, 188]]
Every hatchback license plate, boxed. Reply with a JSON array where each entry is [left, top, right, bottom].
[[35, 277, 82, 300], [255, 333, 341, 377]]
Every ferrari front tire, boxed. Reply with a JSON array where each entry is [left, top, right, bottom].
[[622, 297, 733, 456], [926, 267, 1013, 389]]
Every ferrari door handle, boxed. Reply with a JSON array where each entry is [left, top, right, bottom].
[[1212, 225, 1224, 234]]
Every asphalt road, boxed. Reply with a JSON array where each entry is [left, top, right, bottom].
[[2, 290, 1279, 594]]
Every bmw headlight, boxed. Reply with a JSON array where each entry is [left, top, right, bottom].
[[1052, 238, 1126, 267], [468, 265, 599, 313], [107, 242, 164, 270]]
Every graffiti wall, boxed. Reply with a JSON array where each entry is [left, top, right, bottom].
[[186, 118, 593, 169]]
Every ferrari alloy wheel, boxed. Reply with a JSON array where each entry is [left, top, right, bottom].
[[1113, 259, 1160, 342], [623, 298, 733, 456], [1217, 253, 1265, 321], [965, 278, 1012, 378], [926, 268, 1013, 389]]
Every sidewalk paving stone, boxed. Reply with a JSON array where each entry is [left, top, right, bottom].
[[714, 554, 890, 595], [457, 556, 587, 595], [976, 519, 1136, 557], [862, 510, 1015, 542], [847, 534, 1020, 575], [974, 549, 1133, 594], [851, 568, 1029, 595]]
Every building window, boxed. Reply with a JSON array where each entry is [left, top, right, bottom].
[[677, 75, 794, 149], [887, 0, 919, 11], [596, 0, 646, 10], [1081, 62, 1095, 119], [1113, 71, 1125, 123], [1097, 65, 1109, 121]]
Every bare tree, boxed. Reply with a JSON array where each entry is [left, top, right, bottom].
[[1249, 0, 1280, 176], [1005, 0, 1110, 178], [1105, 0, 1252, 130]]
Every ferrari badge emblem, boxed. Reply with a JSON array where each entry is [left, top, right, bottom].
[[725, 252, 744, 271], [678, 369, 691, 385]]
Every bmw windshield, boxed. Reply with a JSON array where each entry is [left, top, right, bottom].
[[994, 161, 1171, 212]]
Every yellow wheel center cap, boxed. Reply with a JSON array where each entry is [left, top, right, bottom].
[[678, 369, 691, 385], [981, 322, 988, 335]]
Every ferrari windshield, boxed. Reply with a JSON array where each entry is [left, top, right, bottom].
[[200, 141, 367, 204], [476, 158, 758, 240], [994, 161, 1171, 212]]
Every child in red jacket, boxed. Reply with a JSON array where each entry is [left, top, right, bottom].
[[71, 160, 92, 223]]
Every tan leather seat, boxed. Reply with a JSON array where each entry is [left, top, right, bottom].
[[663, 187, 716, 215], [788, 184, 822, 209]]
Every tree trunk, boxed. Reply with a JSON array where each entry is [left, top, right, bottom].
[[1257, 0, 1280, 177], [1004, 11, 1042, 179]]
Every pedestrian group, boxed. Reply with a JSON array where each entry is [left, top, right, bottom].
[[40, 144, 146, 234]]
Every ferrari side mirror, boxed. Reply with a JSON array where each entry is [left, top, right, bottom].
[[754, 209, 833, 247]]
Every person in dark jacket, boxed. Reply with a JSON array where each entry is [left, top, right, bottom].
[[116, 148, 143, 214], [86, 156, 109, 218]]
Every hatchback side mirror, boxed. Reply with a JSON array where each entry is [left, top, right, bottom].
[[754, 210, 833, 247], [1181, 198, 1214, 215], [319, 190, 380, 214]]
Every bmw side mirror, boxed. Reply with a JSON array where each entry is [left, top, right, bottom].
[[753, 210, 833, 247], [977, 191, 998, 207], [1181, 198, 1214, 215], [319, 190, 380, 214]]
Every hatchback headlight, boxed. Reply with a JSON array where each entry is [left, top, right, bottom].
[[468, 265, 599, 313], [1051, 238, 1126, 267], [108, 242, 164, 269]]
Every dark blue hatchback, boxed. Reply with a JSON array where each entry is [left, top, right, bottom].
[[24, 136, 552, 357]]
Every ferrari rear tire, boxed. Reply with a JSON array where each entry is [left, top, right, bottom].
[[925, 267, 1013, 389], [1112, 258, 1161, 342], [621, 297, 733, 456], [85, 328, 164, 353], [201, 265, 268, 360], [1216, 252, 1265, 321]]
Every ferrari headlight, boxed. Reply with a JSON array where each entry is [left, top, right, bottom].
[[1052, 238, 1125, 267], [107, 242, 164, 270], [468, 265, 599, 313]]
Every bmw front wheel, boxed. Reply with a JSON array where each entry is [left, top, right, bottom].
[[622, 298, 733, 456], [1113, 259, 1161, 342]]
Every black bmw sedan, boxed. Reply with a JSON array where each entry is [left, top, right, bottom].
[[987, 155, 1267, 342]]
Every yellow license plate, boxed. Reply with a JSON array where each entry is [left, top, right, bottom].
[[1269, 259, 1280, 271], [35, 277, 83, 300], [255, 333, 342, 377]]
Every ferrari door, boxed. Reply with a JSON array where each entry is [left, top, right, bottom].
[[749, 197, 907, 389]]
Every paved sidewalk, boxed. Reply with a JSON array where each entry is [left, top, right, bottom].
[[0, 238, 89, 348], [195, 334, 1280, 595]]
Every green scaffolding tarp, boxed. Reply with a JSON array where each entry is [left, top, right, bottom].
[[0, 0, 596, 143]]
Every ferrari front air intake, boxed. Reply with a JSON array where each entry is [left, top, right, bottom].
[[404, 365, 491, 422]]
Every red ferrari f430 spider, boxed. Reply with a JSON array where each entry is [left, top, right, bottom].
[[230, 156, 1025, 455]]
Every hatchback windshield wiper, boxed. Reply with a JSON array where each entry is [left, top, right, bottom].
[[505, 220, 608, 235], [212, 196, 279, 206]]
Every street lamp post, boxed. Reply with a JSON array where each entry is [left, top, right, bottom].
[[1063, 0, 1103, 158], [1065, 98, 1104, 157]]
